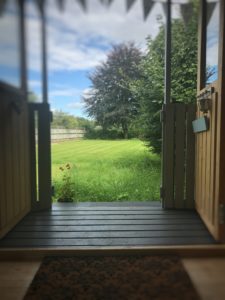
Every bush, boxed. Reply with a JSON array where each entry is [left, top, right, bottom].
[[84, 125, 124, 140]]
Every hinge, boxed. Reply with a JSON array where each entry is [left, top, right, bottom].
[[219, 204, 225, 224], [160, 186, 165, 200], [160, 110, 165, 123]]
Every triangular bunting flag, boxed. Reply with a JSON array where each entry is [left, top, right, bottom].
[[207, 2, 217, 25], [143, 0, 154, 20], [0, 0, 7, 16], [56, 0, 65, 10], [126, 0, 137, 12], [180, 3, 193, 25], [99, 0, 114, 6], [162, 2, 167, 17], [35, 0, 45, 14], [77, 0, 87, 11], [107, 0, 114, 6]]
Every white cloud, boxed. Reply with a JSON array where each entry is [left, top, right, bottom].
[[29, 80, 42, 88], [67, 101, 85, 109], [49, 87, 82, 97], [24, 0, 166, 73], [82, 87, 95, 98]]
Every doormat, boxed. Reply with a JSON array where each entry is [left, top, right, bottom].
[[24, 255, 200, 300]]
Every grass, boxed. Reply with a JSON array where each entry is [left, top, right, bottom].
[[52, 139, 161, 202]]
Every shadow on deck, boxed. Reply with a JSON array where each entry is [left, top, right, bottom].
[[0, 202, 215, 248]]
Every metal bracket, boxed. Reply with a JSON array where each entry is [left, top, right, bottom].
[[219, 204, 225, 224], [197, 87, 214, 113]]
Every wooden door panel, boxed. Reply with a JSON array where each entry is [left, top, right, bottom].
[[195, 85, 219, 239], [0, 84, 31, 239]]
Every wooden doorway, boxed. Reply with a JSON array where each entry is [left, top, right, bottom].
[[195, 0, 225, 241]]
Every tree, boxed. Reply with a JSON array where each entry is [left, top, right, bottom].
[[130, 3, 198, 154], [28, 91, 39, 103], [84, 42, 142, 139], [51, 110, 93, 129]]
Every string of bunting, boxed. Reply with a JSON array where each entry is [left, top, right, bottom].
[[54, 0, 217, 23], [0, 0, 218, 24]]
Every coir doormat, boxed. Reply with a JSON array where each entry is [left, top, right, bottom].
[[24, 255, 200, 300]]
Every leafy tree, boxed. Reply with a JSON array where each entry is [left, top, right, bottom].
[[28, 91, 39, 103], [131, 3, 198, 154], [84, 42, 142, 139], [52, 110, 93, 129]]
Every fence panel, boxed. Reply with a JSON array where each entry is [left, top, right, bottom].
[[162, 103, 196, 209]]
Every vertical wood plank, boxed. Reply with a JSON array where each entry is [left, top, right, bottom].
[[195, 109, 200, 212], [217, 0, 225, 242], [20, 102, 25, 212], [174, 103, 186, 208], [5, 104, 14, 224], [205, 110, 211, 221], [29, 105, 38, 211], [210, 92, 218, 226], [24, 103, 31, 212], [201, 130, 207, 213], [12, 110, 20, 217], [162, 103, 175, 208], [186, 104, 196, 209], [0, 85, 31, 239], [38, 103, 52, 210], [0, 101, 6, 229]]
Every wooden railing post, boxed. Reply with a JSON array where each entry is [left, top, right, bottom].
[[29, 103, 52, 211]]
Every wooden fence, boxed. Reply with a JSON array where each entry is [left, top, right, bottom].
[[161, 102, 196, 209], [51, 128, 85, 141]]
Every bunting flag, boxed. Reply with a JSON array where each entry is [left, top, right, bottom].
[[126, 0, 137, 12], [0, 0, 7, 16], [206, 2, 217, 25], [98, 0, 114, 6], [162, 2, 167, 17], [180, 3, 193, 25], [0, 0, 219, 23], [143, 0, 154, 20], [35, 0, 45, 14], [76, 0, 87, 11], [56, 0, 65, 10]]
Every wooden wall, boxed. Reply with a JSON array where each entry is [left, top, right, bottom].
[[195, 86, 219, 238], [0, 85, 31, 239]]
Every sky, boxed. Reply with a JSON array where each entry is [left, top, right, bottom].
[[26, 0, 167, 118], [0, 0, 219, 117]]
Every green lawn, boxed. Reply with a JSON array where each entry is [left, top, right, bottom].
[[52, 139, 161, 202]]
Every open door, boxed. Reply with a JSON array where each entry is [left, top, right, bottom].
[[195, 0, 225, 241]]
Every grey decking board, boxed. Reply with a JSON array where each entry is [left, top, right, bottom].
[[0, 202, 215, 248], [53, 201, 162, 208], [13, 224, 207, 232], [5, 230, 212, 239], [0, 236, 214, 247], [52, 207, 165, 211], [31, 210, 198, 216], [19, 219, 203, 226], [24, 214, 201, 220]]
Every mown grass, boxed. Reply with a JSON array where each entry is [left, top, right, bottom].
[[52, 139, 161, 202]]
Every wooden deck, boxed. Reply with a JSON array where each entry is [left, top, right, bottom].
[[0, 202, 215, 247]]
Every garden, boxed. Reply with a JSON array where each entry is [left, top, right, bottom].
[[52, 139, 161, 202]]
